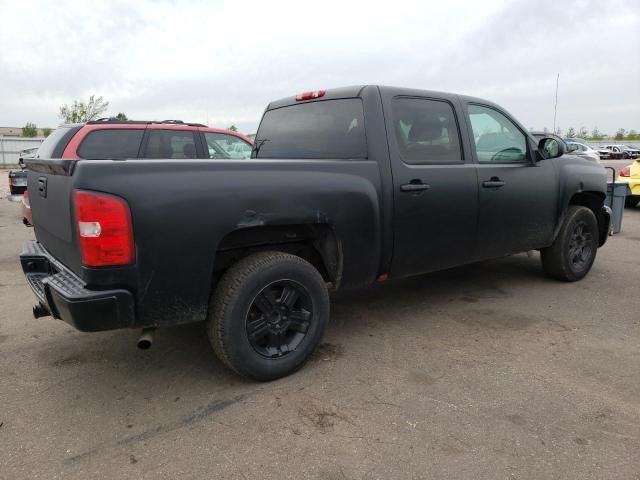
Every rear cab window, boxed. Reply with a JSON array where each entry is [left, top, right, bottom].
[[253, 98, 367, 159]]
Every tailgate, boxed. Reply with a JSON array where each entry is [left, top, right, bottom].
[[26, 160, 81, 273]]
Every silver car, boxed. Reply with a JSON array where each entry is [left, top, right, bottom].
[[565, 141, 600, 163]]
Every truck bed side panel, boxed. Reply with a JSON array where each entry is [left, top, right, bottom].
[[70, 159, 383, 327]]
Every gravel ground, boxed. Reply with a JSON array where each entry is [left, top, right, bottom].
[[1, 172, 639, 480]]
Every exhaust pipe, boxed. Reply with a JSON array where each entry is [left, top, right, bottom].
[[137, 328, 155, 350], [32, 303, 50, 319]]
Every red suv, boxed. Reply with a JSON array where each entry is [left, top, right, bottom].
[[34, 119, 253, 161]]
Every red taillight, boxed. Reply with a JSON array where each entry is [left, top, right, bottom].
[[74, 190, 134, 267], [295, 90, 326, 101], [620, 165, 631, 177], [22, 190, 30, 208]]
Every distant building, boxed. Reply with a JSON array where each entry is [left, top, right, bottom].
[[0, 126, 53, 137]]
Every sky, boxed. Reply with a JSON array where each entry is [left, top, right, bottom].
[[0, 0, 638, 135]]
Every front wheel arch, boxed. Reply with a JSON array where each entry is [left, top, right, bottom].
[[563, 191, 608, 246]]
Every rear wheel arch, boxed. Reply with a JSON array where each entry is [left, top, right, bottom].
[[212, 224, 342, 291]]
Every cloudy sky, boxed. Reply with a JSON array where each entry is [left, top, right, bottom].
[[1, 0, 638, 135]]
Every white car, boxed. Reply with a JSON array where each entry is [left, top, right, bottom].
[[566, 141, 600, 163], [602, 144, 637, 159]]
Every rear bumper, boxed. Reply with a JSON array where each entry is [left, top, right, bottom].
[[20, 240, 135, 332]]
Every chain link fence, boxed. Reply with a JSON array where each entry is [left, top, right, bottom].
[[0, 137, 45, 168]]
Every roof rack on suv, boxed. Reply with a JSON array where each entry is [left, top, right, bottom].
[[156, 120, 208, 127], [87, 118, 208, 127], [88, 118, 149, 125]]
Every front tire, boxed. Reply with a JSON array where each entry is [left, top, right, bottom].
[[541, 206, 599, 282], [207, 251, 329, 381]]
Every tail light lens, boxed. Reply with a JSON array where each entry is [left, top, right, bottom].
[[619, 165, 631, 177], [22, 190, 30, 208], [74, 190, 135, 267]]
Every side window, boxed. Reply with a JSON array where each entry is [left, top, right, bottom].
[[392, 98, 463, 163], [203, 132, 251, 159], [143, 130, 197, 159], [468, 105, 527, 163], [77, 129, 144, 159]]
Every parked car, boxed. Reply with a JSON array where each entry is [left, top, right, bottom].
[[618, 160, 640, 207], [596, 147, 623, 160], [21, 190, 32, 226], [7, 147, 38, 195], [19, 146, 39, 162], [621, 145, 640, 157], [602, 144, 637, 159], [530, 133, 600, 163], [564, 140, 601, 163], [20, 87, 610, 380], [8, 170, 27, 195]]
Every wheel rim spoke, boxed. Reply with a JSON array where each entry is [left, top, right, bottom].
[[568, 221, 595, 268], [247, 316, 269, 339], [280, 286, 299, 308], [254, 294, 276, 315], [245, 280, 313, 359]]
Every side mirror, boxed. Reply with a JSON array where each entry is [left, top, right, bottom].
[[538, 137, 565, 160]]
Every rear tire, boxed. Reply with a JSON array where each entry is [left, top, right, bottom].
[[541, 206, 598, 282], [207, 251, 329, 381]]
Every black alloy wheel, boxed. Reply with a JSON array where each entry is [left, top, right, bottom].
[[245, 280, 313, 358]]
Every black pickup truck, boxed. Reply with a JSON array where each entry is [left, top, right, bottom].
[[21, 86, 610, 380]]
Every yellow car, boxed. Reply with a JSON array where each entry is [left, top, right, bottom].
[[618, 159, 640, 207]]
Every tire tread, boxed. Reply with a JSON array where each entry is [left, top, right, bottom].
[[541, 205, 598, 282], [207, 251, 325, 379]]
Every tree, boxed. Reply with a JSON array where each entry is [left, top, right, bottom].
[[627, 130, 638, 140], [591, 127, 602, 140], [577, 127, 588, 138], [115, 112, 128, 121], [42, 128, 53, 138], [59, 95, 109, 123], [566, 127, 576, 138], [614, 128, 626, 141], [227, 124, 238, 132], [22, 122, 38, 137]]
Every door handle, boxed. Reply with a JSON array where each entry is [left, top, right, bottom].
[[482, 177, 505, 188], [400, 181, 431, 192]]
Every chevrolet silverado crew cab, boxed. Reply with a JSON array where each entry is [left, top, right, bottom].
[[21, 87, 610, 380]]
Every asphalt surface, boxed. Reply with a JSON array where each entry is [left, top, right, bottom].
[[1, 172, 639, 480]]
